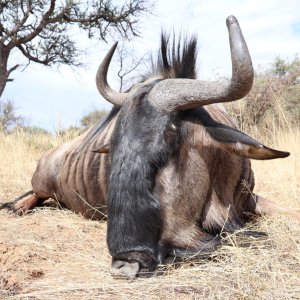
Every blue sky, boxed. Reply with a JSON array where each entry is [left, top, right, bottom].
[[2, 0, 300, 132]]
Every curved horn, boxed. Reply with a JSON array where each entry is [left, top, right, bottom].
[[96, 42, 128, 107], [148, 15, 254, 111]]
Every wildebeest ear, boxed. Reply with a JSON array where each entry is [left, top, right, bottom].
[[205, 126, 290, 160], [91, 144, 110, 154]]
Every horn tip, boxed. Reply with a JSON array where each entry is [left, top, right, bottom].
[[110, 41, 119, 53], [226, 15, 238, 27]]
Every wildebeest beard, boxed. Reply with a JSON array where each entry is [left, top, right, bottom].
[[107, 82, 181, 270]]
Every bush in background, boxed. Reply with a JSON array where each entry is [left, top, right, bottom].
[[226, 54, 300, 132], [0, 99, 24, 133]]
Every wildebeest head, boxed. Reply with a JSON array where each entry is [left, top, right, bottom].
[[96, 16, 289, 160], [95, 15, 289, 277]]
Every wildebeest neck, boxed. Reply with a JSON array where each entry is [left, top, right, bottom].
[[107, 83, 181, 269]]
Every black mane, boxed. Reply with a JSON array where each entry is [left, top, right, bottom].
[[155, 32, 198, 79]]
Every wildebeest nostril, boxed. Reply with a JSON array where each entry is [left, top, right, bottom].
[[110, 260, 140, 279]]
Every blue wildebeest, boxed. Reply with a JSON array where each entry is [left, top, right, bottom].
[[1, 16, 297, 278]]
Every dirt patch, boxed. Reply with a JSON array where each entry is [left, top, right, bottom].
[[0, 209, 110, 299]]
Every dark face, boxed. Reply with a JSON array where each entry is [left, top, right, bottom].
[[106, 81, 182, 271]]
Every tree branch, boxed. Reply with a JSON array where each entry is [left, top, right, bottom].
[[17, 44, 51, 65], [7, 0, 56, 49], [7, 64, 20, 75], [4, 0, 32, 43]]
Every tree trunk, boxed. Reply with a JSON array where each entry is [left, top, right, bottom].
[[0, 72, 8, 98], [0, 47, 9, 98]]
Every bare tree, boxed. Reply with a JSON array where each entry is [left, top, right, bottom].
[[0, 0, 152, 97], [116, 40, 149, 91], [0, 98, 24, 132]]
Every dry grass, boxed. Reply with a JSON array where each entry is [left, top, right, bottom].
[[0, 123, 299, 299]]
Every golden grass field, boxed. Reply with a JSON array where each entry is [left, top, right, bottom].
[[0, 122, 299, 299]]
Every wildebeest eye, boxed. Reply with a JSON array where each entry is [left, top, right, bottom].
[[163, 121, 181, 150], [170, 123, 177, 131]]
